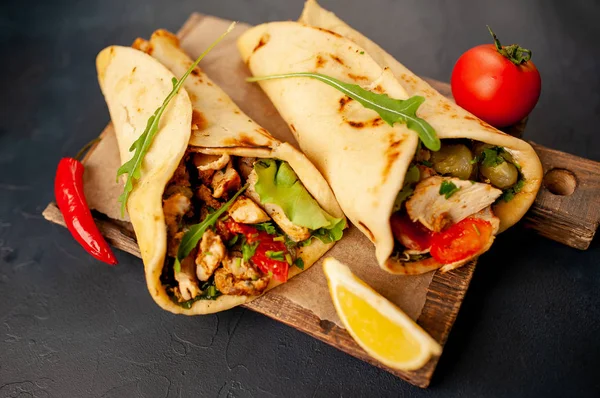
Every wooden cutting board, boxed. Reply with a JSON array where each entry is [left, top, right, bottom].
[[42, 13, 600, 388]]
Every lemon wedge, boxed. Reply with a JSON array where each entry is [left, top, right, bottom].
[[323, 257, 442, 371]]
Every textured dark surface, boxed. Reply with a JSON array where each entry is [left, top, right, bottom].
[[1, 0, 599, 396]]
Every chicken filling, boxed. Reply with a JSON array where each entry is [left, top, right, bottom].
[[160, 152, 344, 308], [390, 140, 524, 271]]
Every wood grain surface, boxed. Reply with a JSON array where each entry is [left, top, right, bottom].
[[41, 13, 600, 388]]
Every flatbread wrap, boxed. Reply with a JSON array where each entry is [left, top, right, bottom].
[[96, 29, 345, 314], [237, 0, 543, 275]]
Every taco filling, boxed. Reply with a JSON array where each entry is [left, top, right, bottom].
[[390, 140, 523, 273], [161, 152, 344, 308]]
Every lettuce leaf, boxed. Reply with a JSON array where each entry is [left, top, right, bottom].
[[253, 159, 345, 239]]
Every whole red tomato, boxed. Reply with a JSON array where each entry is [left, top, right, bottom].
[[451, 27, 541, 128]]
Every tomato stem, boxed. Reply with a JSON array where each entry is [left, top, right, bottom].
[[487, 26, 532, 65]]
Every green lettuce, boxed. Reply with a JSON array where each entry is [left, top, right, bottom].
[[253, 160, 345, 241]]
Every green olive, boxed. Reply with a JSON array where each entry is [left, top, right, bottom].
[[480, 161, 519, 189], [430, 144, 474, 180]]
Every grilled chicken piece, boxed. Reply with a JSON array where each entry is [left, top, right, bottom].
[[211, 162, 241, 199], [175, 249, 200, 301], [237, 157, 257, 180], [406, 176, 502, 232], [195, 230, 227, 281], [245, 170, 311, 242], [170, 157, 191, 188], [196, 185, 222, 209], [214, 257, 269, 296], [228, 196, 270, 224], [163, 193, 192, 256], [194, 153, 231, 172]]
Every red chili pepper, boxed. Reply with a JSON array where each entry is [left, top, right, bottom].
[[54, 140, 117, 265]]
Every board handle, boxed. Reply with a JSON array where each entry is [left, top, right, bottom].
[[524, 143, 600, 250]]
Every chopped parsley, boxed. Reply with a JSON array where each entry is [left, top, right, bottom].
[[255, 222, 277, 235], [265, 250, 285, 261], [439, 180, 460, 199], [242, 239, 259, 262], [500, 178, 525, 202], [294, 257, 304, 270], [479, 146, 506, 167]]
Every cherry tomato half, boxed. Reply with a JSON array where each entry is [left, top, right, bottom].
[[451, 28, 541, 128], [226, 221, 290, 282], [430, 217, 493, 264], [390, 212, 433, 252]]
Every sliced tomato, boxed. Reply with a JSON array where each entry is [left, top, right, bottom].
[[225, 221, 290, 282], [390, 212, 433, 251], [430, 217, 493, 264]]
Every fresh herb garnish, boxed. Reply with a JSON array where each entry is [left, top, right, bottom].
[[500, 178, 525, 202], [175, 184, 246, 273], [294, 257, 304, 270], [439, 180, 460, 199], [421, 160, 433, 168], [255, 222, 277, 235], [115, 22, 236, 217], [242, 239, 259, 262], [480, 147, 506, 167], [392, 164, 420, 212], [359, 51, 365, 55], [266, 250, 285, 261], [226, 234, 239, 248], [247, 72, 440, 151], [174, 279, 222, 309]]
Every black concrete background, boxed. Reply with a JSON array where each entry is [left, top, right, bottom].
[[1, 0, 599, 396]]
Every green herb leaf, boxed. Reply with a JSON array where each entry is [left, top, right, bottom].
[[392, 165, 420, 212], [175, 278, 222, 308], [253, 159, 345, 240], [174, 184, 246, 273], [265, 250, 285, 261], [480, 147, 506, 167], [226, 234, 239, 248], [501, 178, 525, 202], [242, 239, 259, 262], [294, 257, 305, 270], [255, 222, 277, 235], [116, 22, 236, 217], [247, 72, 440, 151], [439, 180, 460, 199]]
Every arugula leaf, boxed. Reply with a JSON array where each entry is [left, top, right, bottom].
[[174, 184, 246, 273], [253, 159, 345, 240], [247, 72, 440, 151], [439, 180, 460, 199], [255, 222, 277, 235], [392, 165, 420, 212], [242, 239, 259, 262], [294, 257, 305, 270], [116, 22, 236, 217]]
